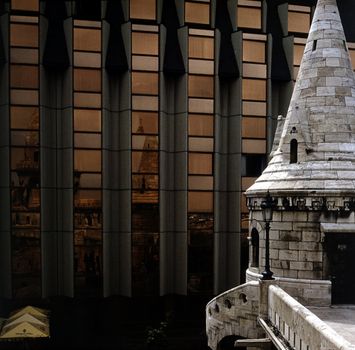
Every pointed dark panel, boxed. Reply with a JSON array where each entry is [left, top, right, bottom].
[[266, 0, 291, 81], [43, 1, 69, 70], [215, 0, 239, 79], [75, 0, 101, 20], [161, 0, 185, 76], [104, 1, 128, 74]]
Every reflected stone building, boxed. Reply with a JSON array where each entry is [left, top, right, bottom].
[[1, 0, 355, 302]]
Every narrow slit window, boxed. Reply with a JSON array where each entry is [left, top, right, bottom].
[[290, 139, 298, 164], [312, 40, 317, 51], [251, 228, 259, 267]]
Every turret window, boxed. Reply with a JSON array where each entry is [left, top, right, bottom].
[[312, 40, 317, 51], [290, 139, 298, 164], [251, 228, 259, 267]]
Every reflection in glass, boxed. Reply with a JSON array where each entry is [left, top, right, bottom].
[[188, 213, 213, 294]]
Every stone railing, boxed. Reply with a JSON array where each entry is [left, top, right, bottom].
[[206, 281, 264, 350], [268, 285, 355, 350]]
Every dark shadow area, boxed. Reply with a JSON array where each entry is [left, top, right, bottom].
[[0, 295, 212, 350]]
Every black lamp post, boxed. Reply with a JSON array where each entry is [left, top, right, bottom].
[[260, 192, 276, 280]]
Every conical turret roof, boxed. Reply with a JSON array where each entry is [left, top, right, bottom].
[[247, 0, 355, 197]]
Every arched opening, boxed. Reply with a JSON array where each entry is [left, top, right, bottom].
[[290, 139, 298, 164], [251, 228, 259, 267], [218, 335, 246, 350]]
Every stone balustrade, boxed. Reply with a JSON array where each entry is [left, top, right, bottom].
[[268, 285, 355, 350]]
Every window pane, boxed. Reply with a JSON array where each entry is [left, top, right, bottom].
[[189, 98, 214, 114], [132, 151, 159, 173], [243, 63, 266, 78], [189, 59, 214, 75], [11, 131, 38, 146], [133, 174, 158, 190], [242, 139, 266, 154], [74, 52, 101, 68], [188, 191, 213, 212], [74, 28, 101, 52], [132, 32, 158, 55], [11, 107, 39, 129], [11, 0, 39, 11], [243, 40, 265, 63], [74, 150, 101, 171], [75, 133, 101, 149], [132, 72, 158, 95], [130, 0, 156, 20], [189, 176, 213, 190], [189, 115, 213, 136], [74, 109, 101, 132], [132, 135, 158, 150], [11, 89, 38, 105], [11, 48, 38, 64], [189, 75, 214, 98], [132, 96, 158, 111], [185, 2, 210, 24], [242, 101, 266, 116], [189, 137, 213, 152], [242, 117, 266, 138], [74, 93, 101, 108], [10, 24, 38, 47], [132, 112, 158, 134], [237, 7, 261, 29], [78, 173, 102, 188], [288, 12, 310, 33], [294, 44, 305, 66], [189, 37, 214, 59], [11, 65, 38, 89], [242, 79, 266, 101], [74, 69, 101, 92], [189, 153, 212, 174], [75, 189, 101, 202], [132, 56, 159, 71]]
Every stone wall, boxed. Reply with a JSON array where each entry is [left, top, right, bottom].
[[268, 285, 355, 350], [205, 281, 263, 350]]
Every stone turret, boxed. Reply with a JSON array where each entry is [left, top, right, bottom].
[[245, 0, 355, 305]]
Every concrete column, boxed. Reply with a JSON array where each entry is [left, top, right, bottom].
[[0, 12, 11, 298], [159, 26, 188, 295], [102, 21, 132, 297], [214, 30, 242, 294], [40, 16, 74, 297]]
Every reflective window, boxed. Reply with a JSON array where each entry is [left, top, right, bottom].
[[73, 20, 103, 297], [10, 13, 41, 298], [132, 25, 160, 296], [187, 29, 214, 295]]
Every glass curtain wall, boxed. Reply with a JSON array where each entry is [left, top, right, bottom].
[[187, 26, 214, 295], [73, 19, 103, 297], [10, 0, 41, 298], [130, 1, 160, 296]]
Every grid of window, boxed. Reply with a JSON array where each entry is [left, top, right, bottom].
[[131, 24, 160, 296], [187, 28, 214, 294], [241, 33, 267, 231], [9, 9, 41, 298], [73, 20, 103, 297]]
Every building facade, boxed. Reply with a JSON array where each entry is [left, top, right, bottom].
[[1, 0, 355, 300]]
